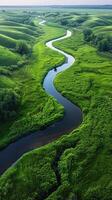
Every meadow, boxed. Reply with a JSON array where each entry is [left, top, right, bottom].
[[0, 10, 65, 149], [0, 6, 112, 200]]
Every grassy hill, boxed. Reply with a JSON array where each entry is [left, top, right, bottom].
[[93, 25, 112, 37], [0, 10, 65, 149], [0, 46, 20, 65]]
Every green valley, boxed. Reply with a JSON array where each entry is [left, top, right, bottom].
[[0, 5, 112, 200]]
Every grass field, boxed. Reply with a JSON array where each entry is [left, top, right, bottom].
[[0, 10, 66, 149], [0, 7, 112, 200]]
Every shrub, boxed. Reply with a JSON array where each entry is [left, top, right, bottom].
[[98, 38, 109, 51], [83, 28, 112, 53], [83, 28, 93, 42], [76, 15, 88, 24], [16, 41, 31, 55], [0, 89, 20, 122], [97, 36, 112, 52], [60, 19, 69, 26]]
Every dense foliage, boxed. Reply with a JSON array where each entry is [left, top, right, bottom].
[[0, 11, 65, 149], [0, 89, 20, 121], [83, 28, 112, 52], [16, 41, 31, 55], [54, 29, 112, 200]]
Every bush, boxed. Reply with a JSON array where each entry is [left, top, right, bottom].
[[83, 28, 112, 53], [83, 28, 93, 42], [0, 67, 11, 76], [0, 89, 20, 121], [97, 36, 112, 52], [16, 41, 31, 55], [76, 15, 88, 24], [60, 19, 69, 26], [98, 38, 109, 51]]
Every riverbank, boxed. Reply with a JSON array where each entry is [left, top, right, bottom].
[[0, 24, 65, 150], [0, 27, 82, 175]]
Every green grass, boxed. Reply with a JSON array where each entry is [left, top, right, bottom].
[[0, 17, 41, 50], [83, 15, 111, 28], [0, 20, 36, 28], [0, 21, 65, 149], [52, 29, 112, 199], [0, 46, 20, 65], [0, 34, 17, 48], [0, 8, 112, 200], [0, 29, 35, 41], [0, 11, 65, 148], [1, 24, 112, 200], [93, 25, 112, 37], [0, 25, 39, 36]]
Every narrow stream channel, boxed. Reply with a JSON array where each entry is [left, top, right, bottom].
[[0, 22, 83, 175]]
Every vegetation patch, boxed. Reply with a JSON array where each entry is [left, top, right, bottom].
[[0, 11, 65, 149]]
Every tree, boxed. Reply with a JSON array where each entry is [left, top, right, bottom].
[[83, 28, 93, 42], [0, 89, 20, 121], [60, 19, 69, 26], [16, 41, 31, 55], [93, 34, 104, 45], [98, 38, 110, 52]]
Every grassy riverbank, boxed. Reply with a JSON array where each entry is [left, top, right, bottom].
[[54, 30, 112, 199], [0, 8, 112, 200], [0, 12, 65, 149]]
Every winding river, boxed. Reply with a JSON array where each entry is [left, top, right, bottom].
[[0, 22, 82, 175]]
